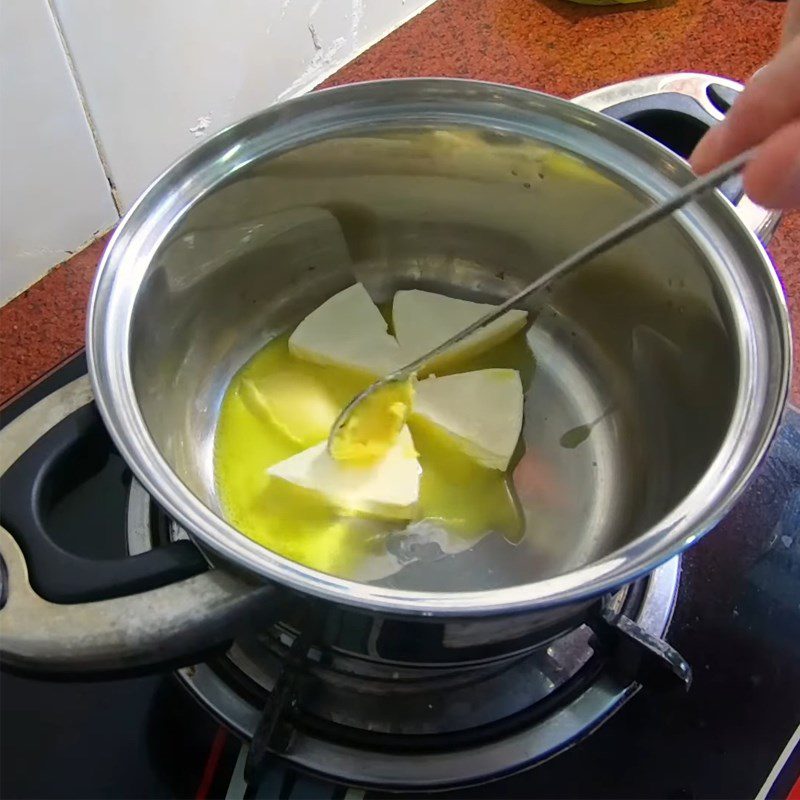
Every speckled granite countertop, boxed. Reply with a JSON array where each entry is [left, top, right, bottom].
[[1, 0, 797, 406]]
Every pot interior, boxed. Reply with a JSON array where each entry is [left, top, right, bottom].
[[128, 122, 741, 592]]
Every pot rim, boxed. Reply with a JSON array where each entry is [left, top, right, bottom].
[[87, 77, 792, 617]]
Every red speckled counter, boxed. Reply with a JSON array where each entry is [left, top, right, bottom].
[[1, 0, 797, 406]]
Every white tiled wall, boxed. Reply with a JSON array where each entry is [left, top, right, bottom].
[[1, 0, 435, 305], [0, 0, 118, 304]]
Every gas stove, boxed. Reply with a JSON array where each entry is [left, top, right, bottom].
[[2, 346, 799, 799], [3, 72, 800, 798]]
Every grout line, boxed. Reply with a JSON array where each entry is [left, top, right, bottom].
[[279, 0, 439, 100], [44, 0, 123, 216], [41, 0, 438, 217]]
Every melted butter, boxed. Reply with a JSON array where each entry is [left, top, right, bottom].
[[412, 417, 524, 544], [214, 330, 532, 580]]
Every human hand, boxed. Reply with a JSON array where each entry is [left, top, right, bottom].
[[691, 3, 800, 210]]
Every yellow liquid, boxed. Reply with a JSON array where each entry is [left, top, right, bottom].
[[214, 332, 533, 582]]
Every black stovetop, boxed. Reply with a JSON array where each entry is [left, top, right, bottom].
[[1, 353, 799, 800]]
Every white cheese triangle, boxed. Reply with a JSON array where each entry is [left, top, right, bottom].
[[289, 283, 402, 377], [392, 289, 527, 372], [412, 369, 523, 471], [267, 426, 420, 519]]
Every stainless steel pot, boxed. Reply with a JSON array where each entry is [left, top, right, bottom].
[[0, 75, 791, 674]]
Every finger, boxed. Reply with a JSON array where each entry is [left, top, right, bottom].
[[742, 118, 800, 209], [691, 35, 800, 173], [782, 0, 800, 47], [690, 123, 729, 174]]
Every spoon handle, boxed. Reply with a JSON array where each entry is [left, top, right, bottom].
[[395, 148, 755, 379]]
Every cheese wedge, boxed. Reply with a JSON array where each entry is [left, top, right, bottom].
[[289, 283, 402, 377], [392, 290, 527, 372], [412, 369, 523, 471], [267, 426, 421, 519]]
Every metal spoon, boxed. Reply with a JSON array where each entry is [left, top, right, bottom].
[[327, 149, 754, 456]]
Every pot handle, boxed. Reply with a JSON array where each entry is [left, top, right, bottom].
[[0, 523, 278, 676], [0, 376, 277, 677], [0, 401, 210, 603], [572, 73, 781, 244]]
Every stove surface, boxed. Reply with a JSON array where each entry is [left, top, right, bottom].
[[1, 353, 799, 799]]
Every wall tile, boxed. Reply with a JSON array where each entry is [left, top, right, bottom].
[[0, 0, 118, 304], [53, 0, 435, 211]]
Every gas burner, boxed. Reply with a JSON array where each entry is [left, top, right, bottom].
[[125, 473, 683, 791]]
